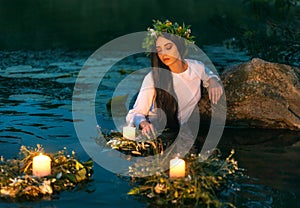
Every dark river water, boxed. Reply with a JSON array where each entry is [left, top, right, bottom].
[[0, 47, 299, 208]]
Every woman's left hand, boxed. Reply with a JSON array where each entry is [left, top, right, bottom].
[[207, 78, 223, 104], [139, 120, 156, 137]]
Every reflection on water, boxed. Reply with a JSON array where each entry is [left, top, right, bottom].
[[219, 129, 300, 207], [0, 49, 299, 207]]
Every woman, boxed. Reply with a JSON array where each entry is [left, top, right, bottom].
[[126, 20, 223, 137]]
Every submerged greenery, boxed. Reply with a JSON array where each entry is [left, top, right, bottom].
[[0, 145, 93, 201]]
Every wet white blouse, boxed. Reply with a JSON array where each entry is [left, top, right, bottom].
[[126, 59, 218, 127]]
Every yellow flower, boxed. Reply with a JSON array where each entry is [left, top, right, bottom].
[[166, 21, 172, 26], [154, 183, 166, 194], [177, 26, 182, 32], [159, 177, 165, 183]]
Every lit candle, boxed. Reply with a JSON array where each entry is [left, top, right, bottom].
[[123, 126, 136, 140], [32, 153, 51, 177], [169, 157, 186, 178]]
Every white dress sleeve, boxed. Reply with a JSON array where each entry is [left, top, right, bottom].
[[190, 60, 219, 88], [126, 72, 155, 127]]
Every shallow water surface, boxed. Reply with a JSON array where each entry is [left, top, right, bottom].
[[0, 48, 299, 207]]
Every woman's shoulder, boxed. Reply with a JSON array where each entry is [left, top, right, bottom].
[[141, 71, 154, 87], [144, 71, 153, 80], [185, 59, 218, 79], [185, 59, 206, 72], [185, 59, 205, 69]]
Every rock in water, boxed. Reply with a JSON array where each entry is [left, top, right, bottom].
[[106, 94, 128, 116], [199, 58, 300, 130]]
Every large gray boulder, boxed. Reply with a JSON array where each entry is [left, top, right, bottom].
[[199, 58, 300, 130]]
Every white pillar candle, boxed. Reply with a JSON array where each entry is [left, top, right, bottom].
[[123, 126, 136, 140], [169, 157, 186, 178], [32, 153, 51, 177]]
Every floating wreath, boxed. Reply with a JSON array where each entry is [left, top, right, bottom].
[[104, 130, 164, 156], [128, 149, 244, 208], [103, 130, 245, 208], [0, 144, 93, 201]]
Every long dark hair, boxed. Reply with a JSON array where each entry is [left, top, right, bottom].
[[151, 33, 187, 130]]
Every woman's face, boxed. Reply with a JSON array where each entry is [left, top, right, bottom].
[[155, 36, 182, 67]]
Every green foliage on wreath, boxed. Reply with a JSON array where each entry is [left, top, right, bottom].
[[0, 145, 93, 201], [103, 130, 246, 208], [127, 149, 244, 208], [142, 19, 196, 53], [104, 130, 165, 156]]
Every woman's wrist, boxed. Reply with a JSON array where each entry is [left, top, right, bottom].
[[139, 121, 149, 129]]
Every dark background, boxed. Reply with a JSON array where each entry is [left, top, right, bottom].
[[0, 0, 246, 50]]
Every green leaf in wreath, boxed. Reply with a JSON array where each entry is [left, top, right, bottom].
[[127, 187, 140, 195], [65, 173, 77, 183], [82, 159, 93, 167]]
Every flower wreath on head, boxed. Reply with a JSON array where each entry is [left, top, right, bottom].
[[142, 19, 196, 53]]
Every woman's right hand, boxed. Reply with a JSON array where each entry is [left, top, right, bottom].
[[139, 121, 155, 137]]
